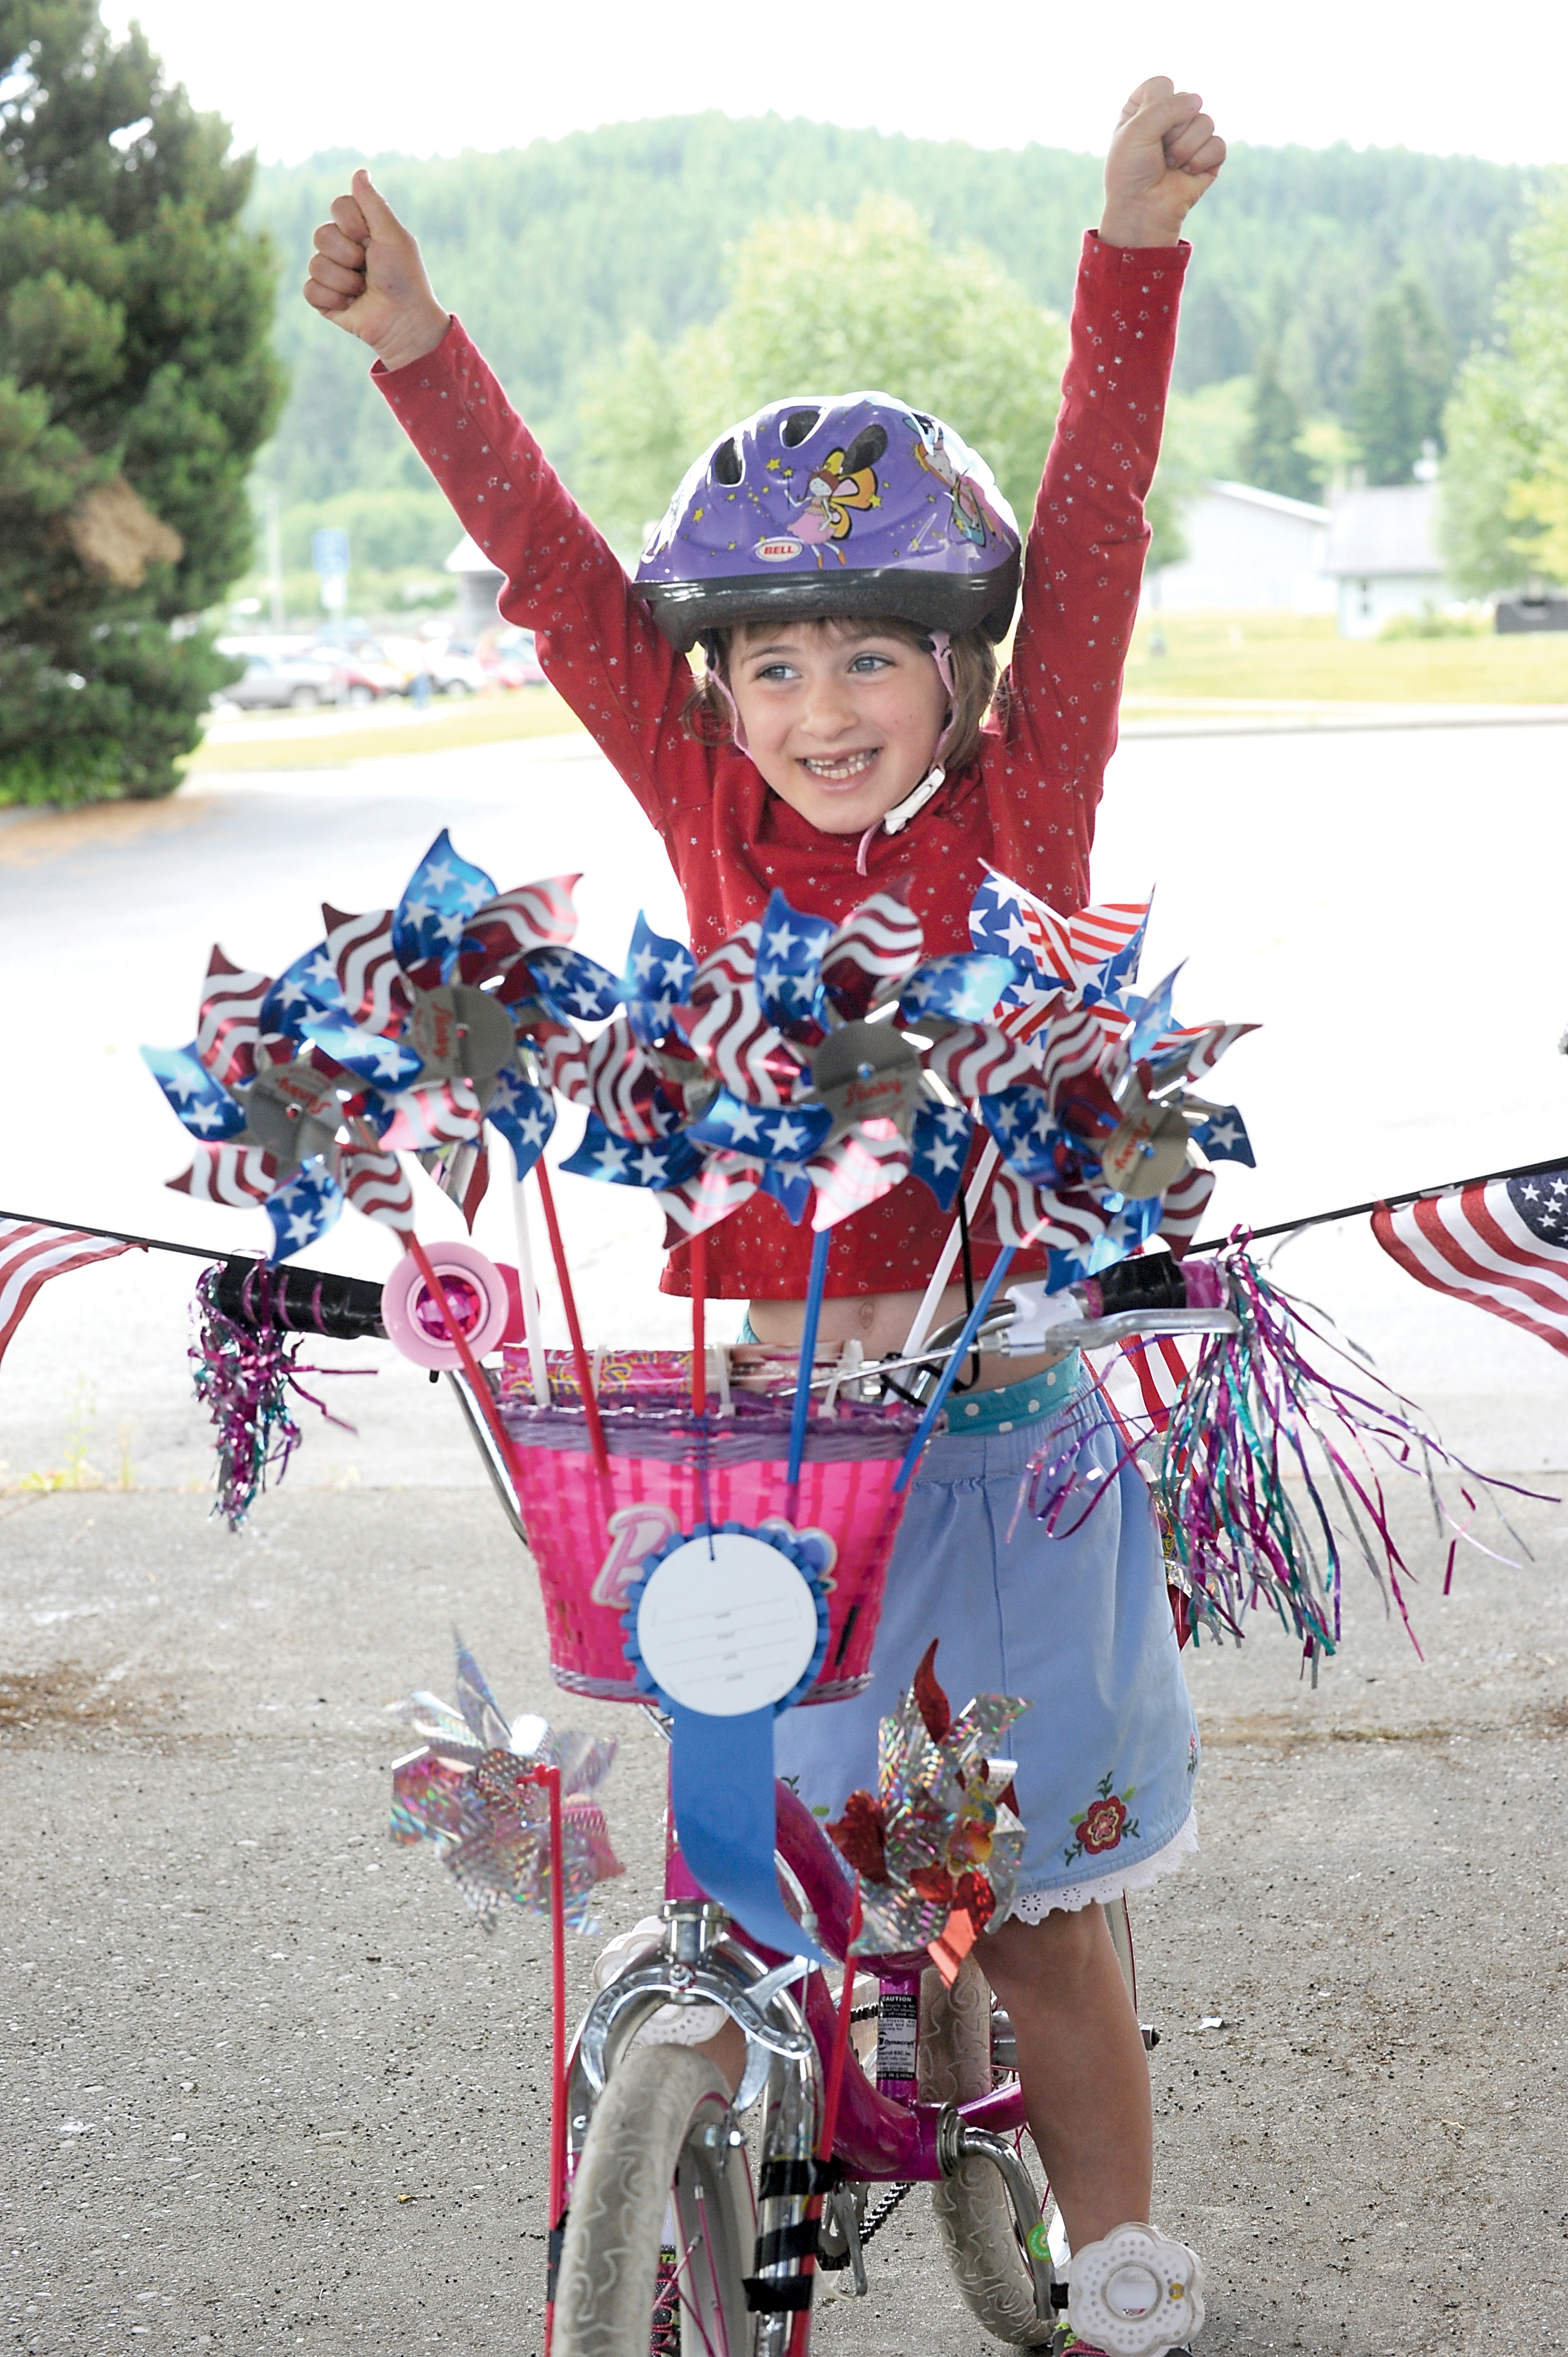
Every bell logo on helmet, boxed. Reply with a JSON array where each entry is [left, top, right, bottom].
[[755, 536, 803, 562]]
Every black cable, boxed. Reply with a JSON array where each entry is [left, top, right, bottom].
[[951, 1182, 981, 1393], [1185, 1146, 1568, 1258]]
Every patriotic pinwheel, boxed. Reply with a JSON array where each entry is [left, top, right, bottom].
[[545, 913, 715, 1196], [142, 830, 615, 1259], [291, 829, 615, 1223], [914, 869, 1262, 1275], [142, 943, 417, 1260], [644, 886, 1017, 1241]]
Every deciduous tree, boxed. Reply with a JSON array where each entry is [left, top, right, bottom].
[[1441, 174, 1568, 591], [572, 197, 1067, 553]]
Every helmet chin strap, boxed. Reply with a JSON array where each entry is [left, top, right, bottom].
[[856, 629, 954, 874]]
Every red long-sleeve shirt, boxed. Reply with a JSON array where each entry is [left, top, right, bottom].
[[375, 230, 1188, 1300]]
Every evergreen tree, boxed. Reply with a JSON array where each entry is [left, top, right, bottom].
[[0, 0, 284, 805], [1240, 346, 1317, 502], [1352, 275, 1451, 485]]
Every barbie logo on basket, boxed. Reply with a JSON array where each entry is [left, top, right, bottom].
[[591, 1504, 837, 1609]]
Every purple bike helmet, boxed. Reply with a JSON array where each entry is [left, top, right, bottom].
[[635, 392, 1022, 650]]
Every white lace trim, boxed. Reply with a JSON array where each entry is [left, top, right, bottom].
[[1004, 1809, 1199, 1923]]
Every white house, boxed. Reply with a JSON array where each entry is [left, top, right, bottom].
[[446, 532, 507, 636], [1154, 479, 1334, 614], [1320, 483, 1450, 638]]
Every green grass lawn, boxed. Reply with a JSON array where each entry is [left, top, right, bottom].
[[1122, 611, 1568, 706], [179, 621, 1568, 784], [184, 685, 585, 772]]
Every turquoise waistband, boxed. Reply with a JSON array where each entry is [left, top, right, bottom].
[[941, 1350, 1084, 1435]]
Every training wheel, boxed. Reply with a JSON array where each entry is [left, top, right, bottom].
[[381, 1242, 510, 1371], [1067, 2222, 1205, 2357]]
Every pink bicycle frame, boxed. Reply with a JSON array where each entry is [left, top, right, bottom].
[[664, 1776, 1028, 2181]]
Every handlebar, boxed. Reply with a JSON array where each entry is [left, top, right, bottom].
[[207, 1246, 1234, 1412]]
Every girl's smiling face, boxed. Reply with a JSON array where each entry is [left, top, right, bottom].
[[727, 620, 948, 836]]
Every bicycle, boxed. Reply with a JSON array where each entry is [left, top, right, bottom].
[[265, 1250, 1226, 2357]]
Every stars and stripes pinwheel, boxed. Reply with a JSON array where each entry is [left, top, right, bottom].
[[646, 886, 1017, 1242], [932, 868, 1261, 1277], [142, 941, 416, 1260], [142, 830, 617, 1260]]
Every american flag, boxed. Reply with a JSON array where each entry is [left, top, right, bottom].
[[1372, 1166, 1568, 1360], [0, 1219, 139, 1368]]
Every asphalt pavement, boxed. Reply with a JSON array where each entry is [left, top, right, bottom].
[[3, 716, 1567, 2353]]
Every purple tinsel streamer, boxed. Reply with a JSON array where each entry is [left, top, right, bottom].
[[190, 1264, 359, 1531], [1154, 1239, 1546, 1656]]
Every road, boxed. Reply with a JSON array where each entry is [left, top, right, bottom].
[[2, 717, 1566, 2353], [3, 718, 1566, 1488]]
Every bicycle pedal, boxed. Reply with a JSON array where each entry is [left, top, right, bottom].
[[1065, 2223, 1204, 2357]]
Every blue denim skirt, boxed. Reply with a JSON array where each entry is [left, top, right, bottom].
[[773, 1372, 1200, 1918]]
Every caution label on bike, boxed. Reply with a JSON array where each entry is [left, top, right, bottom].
[[876, 1992, 918, 2081]]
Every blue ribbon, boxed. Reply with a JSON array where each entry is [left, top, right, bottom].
[[666, 1702, 823, 1960]]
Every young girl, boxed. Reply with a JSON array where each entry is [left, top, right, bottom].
[[305, 75, 1225, 2346]]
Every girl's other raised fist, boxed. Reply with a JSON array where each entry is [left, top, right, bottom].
[[1100, 76, 1226, 249]]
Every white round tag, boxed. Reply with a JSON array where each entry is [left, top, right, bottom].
[[635, 1532, 821, 1717]]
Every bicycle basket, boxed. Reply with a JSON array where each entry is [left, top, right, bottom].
[[496, 1351, 921, 1705]]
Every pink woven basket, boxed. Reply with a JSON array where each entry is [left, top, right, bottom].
[[496, 1351, 920, 1705]]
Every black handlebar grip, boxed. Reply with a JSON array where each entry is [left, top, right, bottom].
[[1094, 1253, 1190, 1314], [210, 1257, 387, 1341]]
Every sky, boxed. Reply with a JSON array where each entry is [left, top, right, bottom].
[[101, 0, 1567, 168]]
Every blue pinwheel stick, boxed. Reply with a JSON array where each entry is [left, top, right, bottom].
[[893, 1246, 1018, 1492], [787, 1228, 833, 1491]]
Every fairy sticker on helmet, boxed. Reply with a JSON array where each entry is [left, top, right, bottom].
[[913, 425, 993, 548], [788, 423, 886, 567]]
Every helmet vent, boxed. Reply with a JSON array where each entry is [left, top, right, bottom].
[[712, 437, 743, 486], [780, 408, 820, 447], [842, 423, 889, 475]]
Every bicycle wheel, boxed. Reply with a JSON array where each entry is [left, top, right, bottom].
[[554, 2044, 755, 2357], [920, 1954, 1054, 2349]]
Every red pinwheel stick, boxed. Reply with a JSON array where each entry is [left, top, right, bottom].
[[527, 1758, 568, 2357], [690, 1231, 708, 1415], [532, 1160, 611, 1480]]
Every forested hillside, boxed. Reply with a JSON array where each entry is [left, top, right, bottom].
[[244, 114, 1532, 593]]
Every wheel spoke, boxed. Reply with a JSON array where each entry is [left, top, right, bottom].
[[668, 2191, 736, 2357]]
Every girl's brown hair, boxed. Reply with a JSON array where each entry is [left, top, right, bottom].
[[684, 615, 1001, 777]]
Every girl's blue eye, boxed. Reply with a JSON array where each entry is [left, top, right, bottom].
[[755, 662, 796, 683], [848, 653, 893, 673]]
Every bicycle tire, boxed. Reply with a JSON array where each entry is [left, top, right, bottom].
[[554, 2045, 755, 2357], [919, 1955, 1054, 2349]]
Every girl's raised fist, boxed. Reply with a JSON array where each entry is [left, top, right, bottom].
[[303, 169, 450, 372]]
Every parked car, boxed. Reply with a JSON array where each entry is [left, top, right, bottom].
[[480, 624, 546, 689], [214, 645, 342, 712], [305, 643, 410, 704], [426, 648, 487, 694]]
